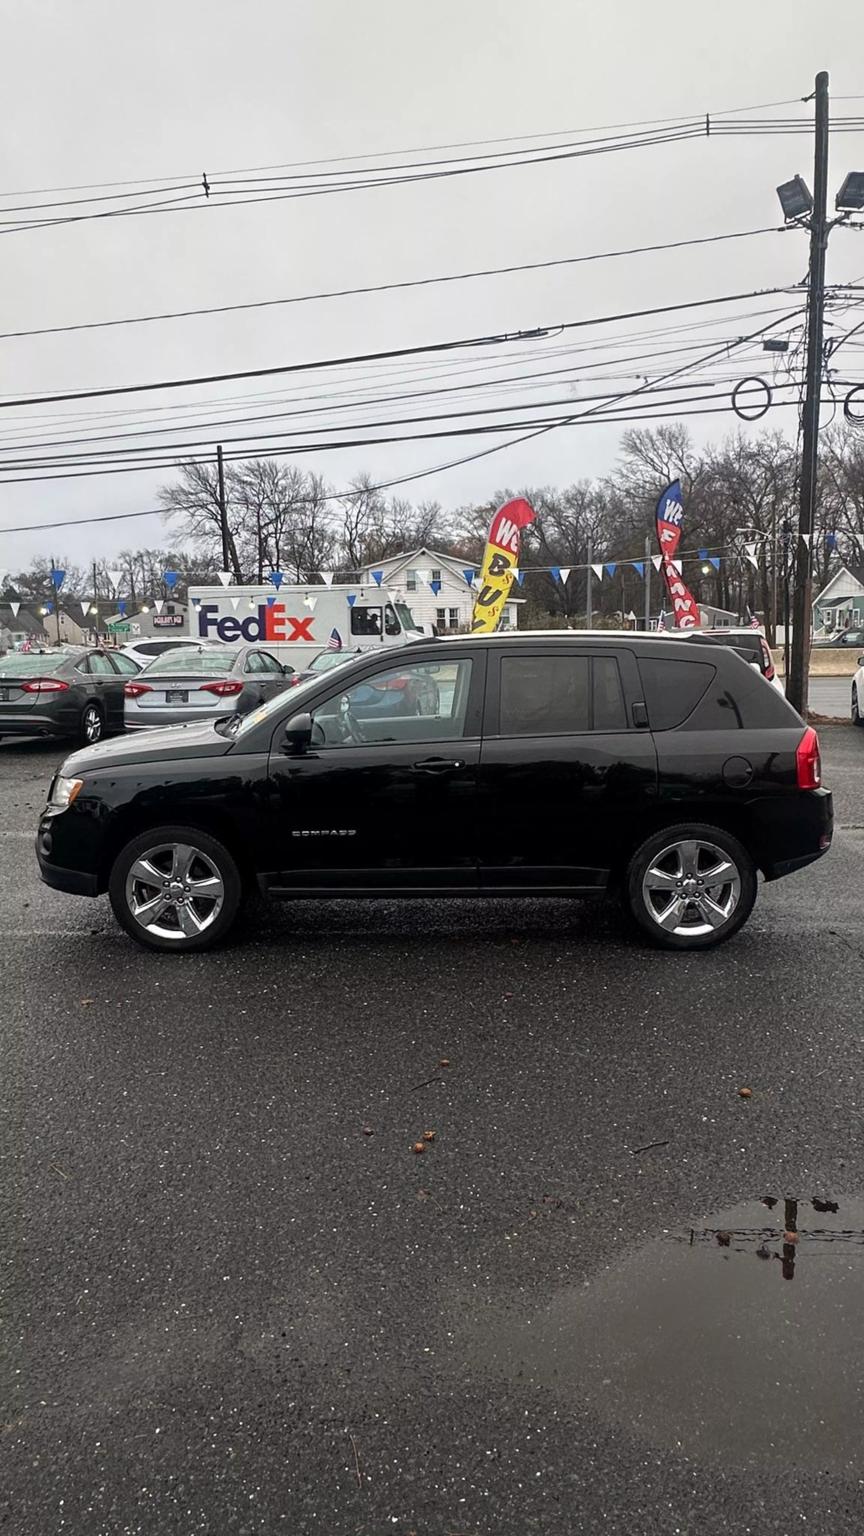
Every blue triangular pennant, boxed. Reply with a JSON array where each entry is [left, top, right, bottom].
[[347, 593, 357, 607], [515, 570, 525, 586], [430, 580, 441, 595], [463, 568, 476, 587], [709, 556, 720, 571], [118, 600, 127, 615], [550, 565, 562, 583], [45, 600, 54, 613], [51, 568, 66, 590], [697, 548, 708, 560], [371, 570, 384, 586], [163, 570, 178, 588], [605, 562, 617, 578], [266, 595, 277, 607], [269, 570, 285, 588], [632, 561, 645, 578]]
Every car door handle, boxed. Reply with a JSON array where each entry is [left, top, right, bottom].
[[413, 757, 465, 773]]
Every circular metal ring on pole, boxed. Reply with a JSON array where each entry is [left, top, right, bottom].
[[844, 383, 864, 423], [731, 377, 772, 421]]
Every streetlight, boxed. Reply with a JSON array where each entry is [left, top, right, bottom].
[[775, 71, 864, 715]]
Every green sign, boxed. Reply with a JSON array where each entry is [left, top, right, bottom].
[[107, 621, 131, 633]]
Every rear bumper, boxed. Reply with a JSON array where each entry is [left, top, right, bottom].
[[760, 788, 833, 880], [124, 706, 236, 731], [0, 711, 65, 737]]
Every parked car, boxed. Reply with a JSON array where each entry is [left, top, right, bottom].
[[852, 651, 864, 727], [0, 647, 140, 745], [123, 643, 294, 730], [674, 627, 784, 694], [119, 636, 207, 669], [285, 646, 439, 715], [37, 633, 832, 954]]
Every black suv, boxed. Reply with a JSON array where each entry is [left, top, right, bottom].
[[36, 634, 832, 953]]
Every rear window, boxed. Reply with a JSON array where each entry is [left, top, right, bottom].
[[638, 657, 715, 730], [497, 654, 628, 735], [0, 651, 67, 676], [143, 647, 239, 676]]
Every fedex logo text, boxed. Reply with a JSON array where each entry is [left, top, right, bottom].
[[197, 603, 315, 643]]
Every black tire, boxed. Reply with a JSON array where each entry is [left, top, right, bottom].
[[108, 824, 243, 953], [625, 822, 757, 951], [852, 685, 864, 728], [78, 700, 104, 746]]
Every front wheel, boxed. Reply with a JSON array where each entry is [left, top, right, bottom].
[[625, 824, 757, 951], [109, 826, 242, 952], [852, 686, 864, 728]]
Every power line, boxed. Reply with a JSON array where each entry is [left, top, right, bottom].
[[0, 226, 786, 341], [0, 286, 798, 411]]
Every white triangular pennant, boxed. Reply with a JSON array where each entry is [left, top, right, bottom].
[[230, 596, 241, 610], [801, 533, 812, 548], [510, 567, 519, 582], [154, 599, 164, 614], [304, 594, 319, 610], [320, 572, 334, 587], [745, 553, 759, 569], [10, 601, 20, 618], [108, 568, 122, 590], [591, 563, 603, 580], [217, 570, 233, 587], [416, 568, 431, 585], [651, 555, 663, 571], [559, 567, 571, 584], [670, 559, 683, 576], [79, 600, 90, 618]]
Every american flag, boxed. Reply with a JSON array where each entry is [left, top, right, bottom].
[[745, 605, 760, 629], [326, 627, 343, 651]]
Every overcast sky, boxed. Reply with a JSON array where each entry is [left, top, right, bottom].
[[1, 0, 863, 573]]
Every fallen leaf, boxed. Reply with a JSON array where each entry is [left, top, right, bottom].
[[784, 1230, 799, 1244], [716, 1231, 732, 1247], [738, 1086, 753, 1099], [362, 1126, 374, 1136], [412, 1142, 426, 1155], [422, 1130, 436, 1143], [438, 1058, 450, 1068], [80, 999, 95, 1006]]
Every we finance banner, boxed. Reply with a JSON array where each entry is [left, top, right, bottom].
[[655, 480, 700, 629], [470, 497, 536, 633]]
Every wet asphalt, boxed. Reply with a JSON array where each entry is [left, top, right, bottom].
[[2, 726, 864, 1536]]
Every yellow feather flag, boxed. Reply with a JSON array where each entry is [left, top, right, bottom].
[[470, 498, 536, 633]]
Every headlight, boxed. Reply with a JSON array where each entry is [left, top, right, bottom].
[[49, 775, 83, 809]]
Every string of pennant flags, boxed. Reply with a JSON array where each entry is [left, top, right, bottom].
[[1, 528, 858, 623]]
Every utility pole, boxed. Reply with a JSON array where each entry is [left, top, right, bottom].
[[787, 70, 830, 716], [643, 533, 652, 630], [216, 444, 230, 574], [586, 536, 592, 628]]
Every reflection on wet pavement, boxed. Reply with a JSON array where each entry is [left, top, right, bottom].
[[461, 1197, 864, 1470]]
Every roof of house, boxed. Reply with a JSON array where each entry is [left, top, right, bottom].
[[812, 564, 864, 604], [0, 605, 48, 636], [363, 547, 477, 577]]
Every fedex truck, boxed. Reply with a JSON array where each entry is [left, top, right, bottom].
[[186, 584, 423, 666]]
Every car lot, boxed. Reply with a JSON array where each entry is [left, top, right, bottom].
[[3, 725, 864, 1535]]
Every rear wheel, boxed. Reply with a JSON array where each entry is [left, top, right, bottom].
[[625, 823, 757, 951], [852, 686, 864, 727], [78, 702, 103, 745], [109, 825, 242, 952]]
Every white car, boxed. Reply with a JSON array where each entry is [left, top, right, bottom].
[[852, 650, 864, 727], [117, 636, 207, 670]]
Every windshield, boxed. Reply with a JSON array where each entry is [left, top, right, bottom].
[[395, 601, 419, 632], [143, 647, 239, 676], [0, 651, 66, 675], [308, 650, 357, 674]]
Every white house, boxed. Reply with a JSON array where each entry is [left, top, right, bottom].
[[811, 564, 864, 635], [359, 548, 522, 633]]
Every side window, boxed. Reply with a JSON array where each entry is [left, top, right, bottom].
[[257, 651, 283, 674], [244, 651, 265, 674], [384, 603, 400, 637], [87, 652, 116, 676], [110, 652, 140, 674], [311, 659, 473, 748], [499, 655, 590, 736], [593, 657, 627, 730], [350, 606, 382, 637], [638, 658, 715, 730]]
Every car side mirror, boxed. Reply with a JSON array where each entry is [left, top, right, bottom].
[[281, 663, 295, 676], [282, 711, 313, 754]]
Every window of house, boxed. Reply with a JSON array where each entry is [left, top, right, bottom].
[[431, 568, 442, 584], [449, 608, 460, 630], [406, 570, 417, 592]]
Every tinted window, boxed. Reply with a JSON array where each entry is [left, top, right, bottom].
[[499, 655, 590, 735], [350, 607, 382, 637], [256, 651, 284, 674], [638, 658, 715, 729], [312, 659, 472, 747], [244, 651, 265, 674], [593, 656, 627, 731]]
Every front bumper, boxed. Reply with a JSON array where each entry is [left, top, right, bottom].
[[36, 819, 99, 896]]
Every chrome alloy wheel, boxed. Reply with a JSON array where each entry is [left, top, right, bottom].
[[82, 704, 103, 742], [641, 837, 741, 938], [124, 841, 224, 941]]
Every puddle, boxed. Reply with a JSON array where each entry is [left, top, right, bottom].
[[464, 1197, 864, 1469]]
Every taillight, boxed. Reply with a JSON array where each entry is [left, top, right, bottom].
[[201, 680, 244, 697], [124, 682, 152, 698], [796, 726, 822, 790], [286, 674, 304, 686], [21, 678, 70, 693], [381, 675, 409, 690], [760, 638, 775, 681]]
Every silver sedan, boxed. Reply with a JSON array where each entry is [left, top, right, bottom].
[[123, 644, 293, 730]]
